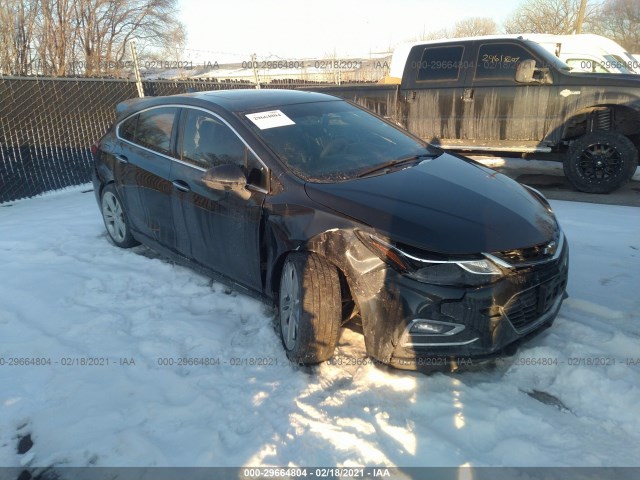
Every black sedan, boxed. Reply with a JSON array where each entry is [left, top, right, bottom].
[[92, 89, 569, 370]]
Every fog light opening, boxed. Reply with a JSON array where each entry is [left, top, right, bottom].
[[409, 319, 464, 336]]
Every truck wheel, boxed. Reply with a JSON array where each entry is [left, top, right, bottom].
[[100, 184, 139, 248], [278, 252, 341, 365], [564, 131, 638, 193]]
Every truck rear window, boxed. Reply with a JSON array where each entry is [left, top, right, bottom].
[[415, 46, 465, 82]]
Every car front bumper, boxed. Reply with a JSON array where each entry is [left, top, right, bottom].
[[348, 234, 569, 370]]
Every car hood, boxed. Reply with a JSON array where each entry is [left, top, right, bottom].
[[304, 153, 558, 255], [561, 71, 640, 89]]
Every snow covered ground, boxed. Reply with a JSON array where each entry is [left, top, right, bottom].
[[0, 187, 639, 469]]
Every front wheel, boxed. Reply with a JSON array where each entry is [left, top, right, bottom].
[[100, 184, 139, 248], [279, 252, 341, 364], [564, 131, 638, 193]]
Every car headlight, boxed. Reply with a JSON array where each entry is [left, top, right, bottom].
[[356, 232, 505, 287]]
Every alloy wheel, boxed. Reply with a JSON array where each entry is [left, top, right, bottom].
[[101, 191, 127, 243], [577, 143, 623, 182], [279, 262, 301, 351]]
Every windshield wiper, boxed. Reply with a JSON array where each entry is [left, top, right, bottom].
[[356, 153, 439, 178]]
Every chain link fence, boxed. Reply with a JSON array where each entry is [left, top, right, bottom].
[[1, 77, 132, 203], [0, 75, 390, 203], [0, 77, 262, 203]]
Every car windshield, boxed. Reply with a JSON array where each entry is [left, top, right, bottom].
[[604, 54, 634, 74], [241, 100, 439, 182]]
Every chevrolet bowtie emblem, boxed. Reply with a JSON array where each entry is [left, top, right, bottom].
[[543, 241, 557, 256]]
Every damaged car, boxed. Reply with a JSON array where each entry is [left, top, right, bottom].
[[92, 89, 569, 370]]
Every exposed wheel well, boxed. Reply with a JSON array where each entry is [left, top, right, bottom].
[[562, 105, 640, 143], [97, 179, 113, 199], [271, 250, 357, 324]]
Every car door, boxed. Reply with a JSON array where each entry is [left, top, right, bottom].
[[401, 43, 471, 144], [460, 41, 558, 149], [170, 107, 267, 291], [115, 106, 179, 249]]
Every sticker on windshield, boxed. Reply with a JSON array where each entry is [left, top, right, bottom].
[[245, 110, 295, 130]]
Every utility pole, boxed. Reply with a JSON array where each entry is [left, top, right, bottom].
[[575, 0, 587, 34]]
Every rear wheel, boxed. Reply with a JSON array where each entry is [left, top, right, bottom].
[[100, 184, 139, 248], [563, 131, 638, 193], [279, 252, 341, 364]]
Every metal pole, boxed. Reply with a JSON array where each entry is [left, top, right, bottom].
[[251, 53, 261, 89], [130, 41, 144, 98]]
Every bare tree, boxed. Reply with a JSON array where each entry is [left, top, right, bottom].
[[145, 25, 188, 74], [417, 27, 450, 41], [575, 0, 587, 33], [453, 17, 499, 37], [0, 0, 39, 75], [0, 0, 184, 76], [592, 0, 640, 52], [416, 17, 498, 42], [74, 0, 185, 75], [37, 0, 78, 76], [504, 0, 598, 34]]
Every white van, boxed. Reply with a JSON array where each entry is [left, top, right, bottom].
[[527, 33, 639, 74]]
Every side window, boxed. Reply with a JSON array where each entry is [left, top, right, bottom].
[[416, 46, 464, 82], [246, 155, 268, 191], [475, 43, 536, 80], [180, 110, 243, 168], [119, 114, 138, 142], [180, 109, 268, 190], [566, 58, 608, 73], [135, 107, 178, 155]]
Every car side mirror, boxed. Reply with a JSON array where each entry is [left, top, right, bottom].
[[515, 59, 536, 82], [515, 59, 551, 84], [201, 164, 250, 199]]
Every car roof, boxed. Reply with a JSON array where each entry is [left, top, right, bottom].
[[116, 89, 341, 118], [196, 89, 339, 110]]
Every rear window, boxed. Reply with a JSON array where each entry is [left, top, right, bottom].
[[118, 107, 178, 155], [416, 46, 465, 82], [119, 115, 138, 142]]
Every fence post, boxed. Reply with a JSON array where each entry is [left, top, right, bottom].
[[130, 42, 145, 98], [251, 53, 261, 89]]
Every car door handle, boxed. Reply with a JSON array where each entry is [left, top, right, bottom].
[[114, 154, 128, 164], [172, 180, 191, 192]]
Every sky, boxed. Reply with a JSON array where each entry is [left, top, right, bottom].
[[177, 0, 519, 63]]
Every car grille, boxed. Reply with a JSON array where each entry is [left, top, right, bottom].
[[504, 275, 567, 332], [492, 231, 561, 266]]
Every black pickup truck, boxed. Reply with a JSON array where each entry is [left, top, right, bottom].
[[305, 36, 640, 193]]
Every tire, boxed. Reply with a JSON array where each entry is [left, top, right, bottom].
[[278, 252, 341, 364], [564, 131, 638, 193], [100, 184, 139, 248]]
